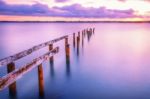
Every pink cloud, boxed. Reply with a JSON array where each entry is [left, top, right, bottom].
[[0, 1, 137, 18]]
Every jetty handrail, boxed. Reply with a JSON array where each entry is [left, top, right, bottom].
[[0, 35, 68, 66], [0, 47, 59, 90]]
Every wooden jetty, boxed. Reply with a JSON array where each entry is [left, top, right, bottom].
[[0, 28, 95, 93]]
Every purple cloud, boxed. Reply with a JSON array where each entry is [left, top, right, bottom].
[[0, 1, 136, 18], [54, 4, 135, 18], [55, 0, 69, 3], [0, 1, 51, 16]]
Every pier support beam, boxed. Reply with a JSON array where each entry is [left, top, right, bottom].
[[49, 44, 55, 77], [77, 36, 80, 56], [49, 44, 54, 66], [38, 64, 44, 97], [65, 37, 68, 45], [65, 44, 70, 76], [73, 33, 75, 48], [65, 44, 70, 64], [65, 37, 70, 61], [65, 37, 71, 76], [7, 62, 17, 97], [93, 28, 95, 34], [78, 32, 80, 41], [82, 32, 84, 47]]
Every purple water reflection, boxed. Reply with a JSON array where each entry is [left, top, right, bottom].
[[0, 23, 150, 99]]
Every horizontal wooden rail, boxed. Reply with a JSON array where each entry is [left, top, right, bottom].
[[0, 35, 67, 67], [0, 47, 59, 90]]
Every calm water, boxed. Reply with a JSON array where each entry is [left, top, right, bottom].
[[0, 22, 150, 99]]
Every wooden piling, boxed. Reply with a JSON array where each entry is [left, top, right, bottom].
[[93, 28, 95, 34], [82, 32, 84, 47], [65, 44, 70, 77], [65, 37, 68, 46], [7, 62, 15, 73], [49, 44, 54, 77], [90, 28, 92, 34], [65, 44, 70, 64], [49, 44, 54, 66], [7, 62, 17, 96], [78, 32, 80, 41], [65, 37, 70, 62], [73, 33, 75, 48], [38, 64, 44, 97], [49, 44, 53, 51], [83, 29, 86, 37], [77, 36, 80, 56]]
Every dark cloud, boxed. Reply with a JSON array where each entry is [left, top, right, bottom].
[[55, 0, 69, 3], [118, 0, 126, 2], [0, 1, 136, 18]]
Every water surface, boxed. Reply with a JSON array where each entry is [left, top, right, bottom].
[[0, 22, 150, 99]]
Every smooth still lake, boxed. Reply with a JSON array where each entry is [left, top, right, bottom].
[[0, 22, 150, 99]]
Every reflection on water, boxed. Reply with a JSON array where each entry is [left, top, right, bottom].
[[66, 58, 71, 78], [1, 23, 150, 99], [50, 60, 55, 78]]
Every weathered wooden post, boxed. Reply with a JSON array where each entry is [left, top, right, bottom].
[[7, 62, 17, 96], [90, 28, 92, 34], [83, 30, 85, 37], [82, 32, 84, 47], [38, 64, 44, 97], [65, 37, 71, 76], [65, 44, 70, 64], [77, 36, 80, 56], [65, 37, 70, 62], [78, 32, 80, 41], [93, 28, 95, 34], [49, 44, 53, 66], [86, 28, 89, 38], [65, 37, 68, 46], [73, 33, 75, 48], [65, 44, 71, 76], [49, 44, 55, 77], [49, 44, 53, 51]]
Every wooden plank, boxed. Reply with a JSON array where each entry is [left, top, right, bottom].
[[0, 36, 67, 66], [0, 47, 59, 91]]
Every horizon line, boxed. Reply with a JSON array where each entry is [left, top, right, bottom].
[[0, 15, 150, 22]]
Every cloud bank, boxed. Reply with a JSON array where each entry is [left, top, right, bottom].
[[0, 1, 136, 18]]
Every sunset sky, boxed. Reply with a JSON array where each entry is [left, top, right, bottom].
[[0, 0, 150, 21]]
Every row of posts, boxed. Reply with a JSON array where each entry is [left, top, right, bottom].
[[6, 27, 95, 98]]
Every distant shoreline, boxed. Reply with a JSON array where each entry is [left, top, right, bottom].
[[0, 21, 150, 23]]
